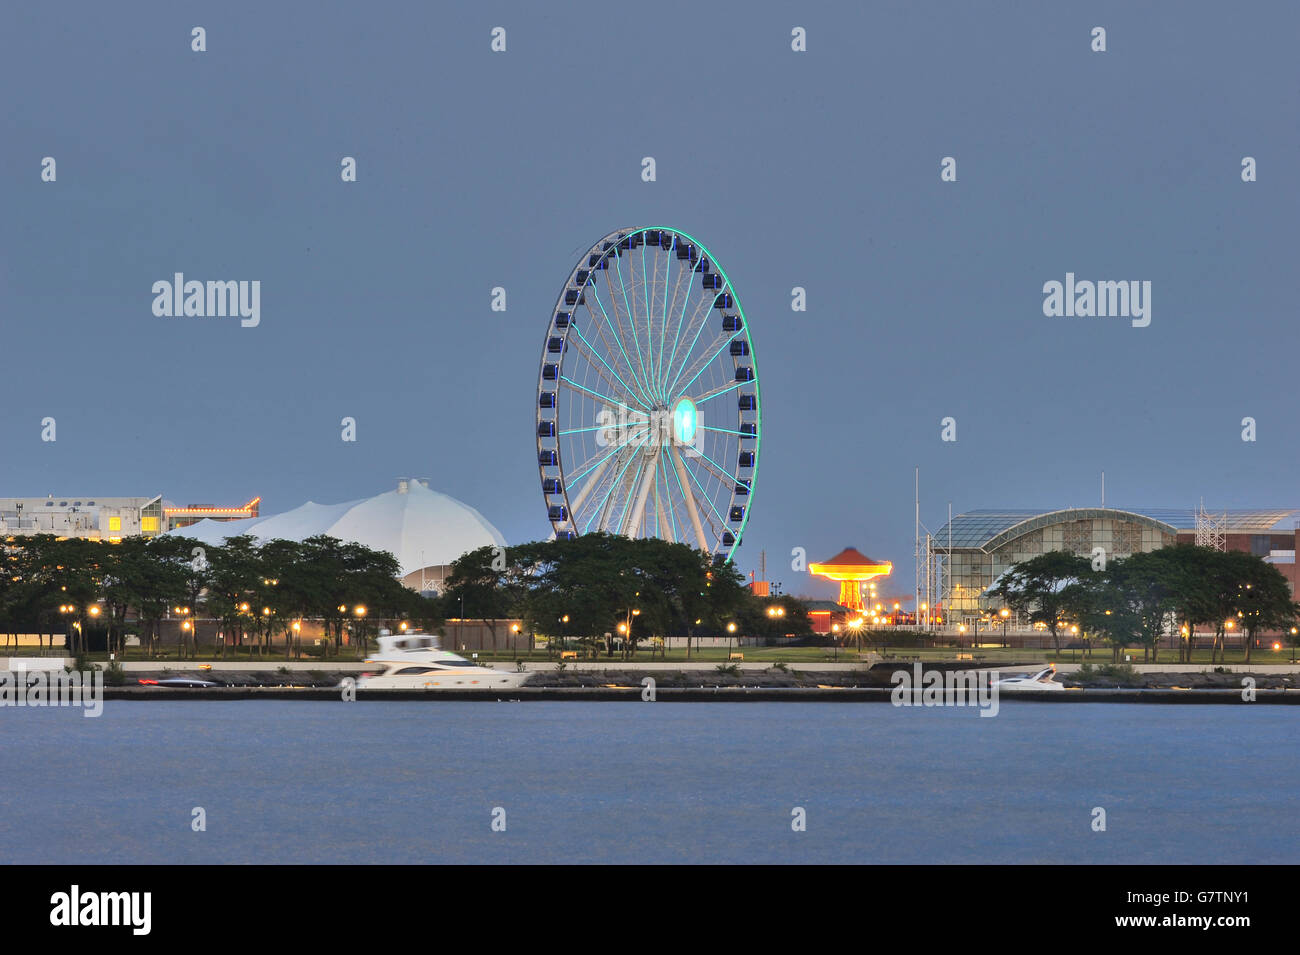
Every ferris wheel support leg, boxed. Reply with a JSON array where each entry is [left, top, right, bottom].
[[624, 447, 660, 539], [565, 453, 615, 533], [655, 475, 674, 544], [671, 446, 710, 553]]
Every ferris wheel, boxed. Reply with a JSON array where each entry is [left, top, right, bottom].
[[536, 227, 761, 561]]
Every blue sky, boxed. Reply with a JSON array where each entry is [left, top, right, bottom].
[[2, 2, 1297, 601]]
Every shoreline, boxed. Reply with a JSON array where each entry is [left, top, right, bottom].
[[94, 685, 1300, 703]]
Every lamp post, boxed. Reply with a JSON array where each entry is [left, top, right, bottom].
[[765, 604, 786, 649], [59, 604, 74, 656], [354, 605, 367, 655], [555, 614, 570, 657], [848, 616, 863, 654]]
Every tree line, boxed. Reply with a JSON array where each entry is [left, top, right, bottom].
[[438, 533, 812, 658], [990, 544, 1300, 663], [0, 531, 812, 660], [0, 533, 434, 658]]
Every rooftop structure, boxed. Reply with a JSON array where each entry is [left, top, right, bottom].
[[0, 495, 166, 540], [168, 479, 506, 589], [807, 547, 893, 613]]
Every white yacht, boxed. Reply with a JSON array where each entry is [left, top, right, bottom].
[[357, 631, 532, 689], [991, 664, 1065, 691]]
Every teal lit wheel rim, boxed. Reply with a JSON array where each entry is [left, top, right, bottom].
[[536, 227, 761, 561]]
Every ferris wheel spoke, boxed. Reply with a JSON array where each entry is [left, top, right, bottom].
[[592, 274, 655, 404], [566, 441, 625, 486], [662, 291, 725, 400], [569, 421, 651, 484], [565, 450, 615, 515], [641, 243, 655, 403], [653, 243, 673, 402], [677, 447, 729, 530], [567, 323, 649, 410], [586, 282, 654, 406], [559, 376, 648, 417], [674, 333, 739, 400], [692, 379, 747, 405], [682, 444, 735, 488], [610, 254, 655, 403], [654, 239, 691, 403], [659, 266, 701, 406], [570, 434, 646, 520]]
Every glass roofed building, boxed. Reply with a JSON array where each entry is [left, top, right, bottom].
[[928, 507, 1300, 623]]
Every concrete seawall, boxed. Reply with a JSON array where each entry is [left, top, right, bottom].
[[97, 686, 1300, 703]]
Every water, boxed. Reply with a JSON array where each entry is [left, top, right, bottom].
[[1, 701, 1295, 864]]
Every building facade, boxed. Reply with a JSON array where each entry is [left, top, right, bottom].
[[0, 495, 166, 540], [0, 494, 259, 541], [929, 507, 1298, 624]]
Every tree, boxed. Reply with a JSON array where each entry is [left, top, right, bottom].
[[1228, 553, 1298, 663], [1062, 575, 1138, 660], [991, 551, 1094, 652], [1160, 545, 1221, 663]]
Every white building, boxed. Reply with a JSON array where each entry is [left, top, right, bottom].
[[167, 479, 506, 593], [0, 495, 165, 540]]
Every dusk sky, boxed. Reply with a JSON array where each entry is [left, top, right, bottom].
[[3, 2, 1297, 602]]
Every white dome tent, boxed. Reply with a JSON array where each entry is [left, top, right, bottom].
[[168, 479, 505, 593]]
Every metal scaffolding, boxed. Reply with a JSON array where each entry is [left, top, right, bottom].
[[1194, 499, 1227, 551]]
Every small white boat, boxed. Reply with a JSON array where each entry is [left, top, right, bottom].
[[992, 665, 1064, 691], [357, 631, 531, 689]]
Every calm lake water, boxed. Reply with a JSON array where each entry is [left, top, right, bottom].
[[1, 701, 1295, 864]]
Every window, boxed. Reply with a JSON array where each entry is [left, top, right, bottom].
[[108, 516, 121, 531], [140, 516, 159, 532]]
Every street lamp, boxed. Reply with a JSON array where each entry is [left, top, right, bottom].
[[351, 605, 366, 657]]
